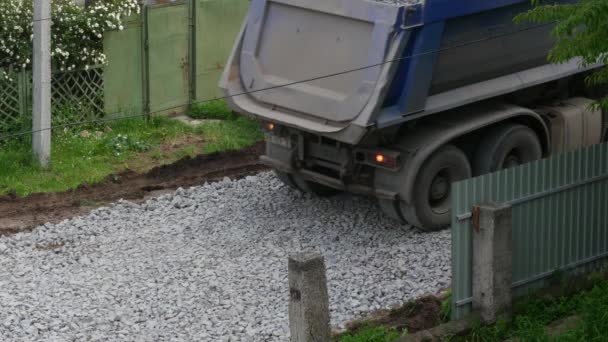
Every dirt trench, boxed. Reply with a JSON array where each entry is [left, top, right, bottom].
[[0, 142, 267, 235]]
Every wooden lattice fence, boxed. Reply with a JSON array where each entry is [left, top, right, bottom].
[[0, 66, 104, 134], [0, 70, 29, 133]]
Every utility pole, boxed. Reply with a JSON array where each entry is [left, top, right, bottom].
[[32, 0, 52, 168]]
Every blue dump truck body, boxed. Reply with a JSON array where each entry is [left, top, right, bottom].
[[221, 0, 605, 230]]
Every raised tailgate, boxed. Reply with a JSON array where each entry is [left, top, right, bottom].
[[239, 0, 402, 123]]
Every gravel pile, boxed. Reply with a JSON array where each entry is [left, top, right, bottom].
[[0, 172, 450, 341]]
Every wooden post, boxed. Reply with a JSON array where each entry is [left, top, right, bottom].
[[288, 253, 331, 342], [32, 0, 52, 167]]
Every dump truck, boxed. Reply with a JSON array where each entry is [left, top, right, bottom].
[[220, 0, 606, 230]]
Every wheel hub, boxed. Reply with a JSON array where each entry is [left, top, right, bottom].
[[502, 153, 522, 169], [430, 174, 449, 201]]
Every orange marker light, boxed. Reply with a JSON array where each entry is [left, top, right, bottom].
[[267, 123, 275, 131], [375, 154, 385, 163]]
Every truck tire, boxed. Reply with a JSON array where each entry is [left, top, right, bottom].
[[379, 145, 471, 230], [409, 145, 472, 230], [474, 124, 542, 175]]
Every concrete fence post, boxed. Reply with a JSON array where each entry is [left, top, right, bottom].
[[288, 253, 330, 342], [472, 202, 513, 324], [32, 0, 52, 168]]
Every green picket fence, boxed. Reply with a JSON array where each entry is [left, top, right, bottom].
[[0, 67, 104, 134]]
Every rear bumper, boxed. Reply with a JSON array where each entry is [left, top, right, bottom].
[[260, 150, 399, 201]]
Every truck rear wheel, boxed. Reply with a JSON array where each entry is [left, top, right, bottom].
[[409, 145, 472, 230], [474, 124, 542, 175], [275, 170, 339, 197], [379, 145, 471, 230]]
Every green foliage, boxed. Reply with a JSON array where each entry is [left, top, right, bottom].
[[555, 281, 608, 341], [104, 133, 152, 156], [457, 278, 608, 341], [516, 0, 608, 109], [188, 100, 236, 121], [440, 290, 453, 323], [338, 325, 403, 342], [0, 0, 138, 75]]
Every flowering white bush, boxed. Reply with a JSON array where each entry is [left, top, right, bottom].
[[0, 0, 139, 79]]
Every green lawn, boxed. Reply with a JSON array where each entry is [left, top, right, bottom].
[[337, 325, 405, 342], [188, 100, 236, 121], [0, 113, 262, 196]]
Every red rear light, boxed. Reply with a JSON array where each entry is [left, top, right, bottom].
[[356, 149, 401, 170], [373, 153, 397, 168]]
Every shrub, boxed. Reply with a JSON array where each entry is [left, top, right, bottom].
[[0, 0, 138, 79]]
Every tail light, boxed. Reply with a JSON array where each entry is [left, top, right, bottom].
[[355, 148, 401, 170], [374, 153, 398, 168]]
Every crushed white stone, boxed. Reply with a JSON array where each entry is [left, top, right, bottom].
[[0, 172, 450, 341]]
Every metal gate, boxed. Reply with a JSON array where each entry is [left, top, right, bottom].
[[146, 3, 190, 115], [196, 0, 249, 100], [102, 0, 249, 117]]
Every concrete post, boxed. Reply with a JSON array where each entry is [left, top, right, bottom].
[[472, 202, 513, 324], [32, 0, 52, 168], [288, 253, 330, 342]]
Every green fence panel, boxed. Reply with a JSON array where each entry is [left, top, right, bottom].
[[147, 2, 190, 115], [451, 142, 608, 319], [196, 0, 249, 101], [103, 15, 144, 117], [101, 0, 249, 116]]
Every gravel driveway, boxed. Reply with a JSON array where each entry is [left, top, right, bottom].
[[0, 172, 450, 341]]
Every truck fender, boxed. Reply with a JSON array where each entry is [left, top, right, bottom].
[[374, 101, 550, 206]]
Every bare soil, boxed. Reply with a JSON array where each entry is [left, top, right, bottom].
[[0, 142, 267, 235], [338, 294, 446, 337]]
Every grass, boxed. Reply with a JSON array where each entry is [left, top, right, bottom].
[[337, 325, 405, 342], [440, 290, 453, 323], [459, 276, 608, 341], [196, 114, 263, 154], [188, 100, 236, 121], [0, 108, 263, 196], [338, 276, 608, 342]]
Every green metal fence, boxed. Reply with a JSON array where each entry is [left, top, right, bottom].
[[196, 0, 249, 100], [103, 0, 249, 117], [0, 67, 104, 133], [451, 142, 608, 319], [147, 2, 190, 115]]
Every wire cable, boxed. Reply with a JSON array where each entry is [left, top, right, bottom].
[[0, 21, 557, 141]]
